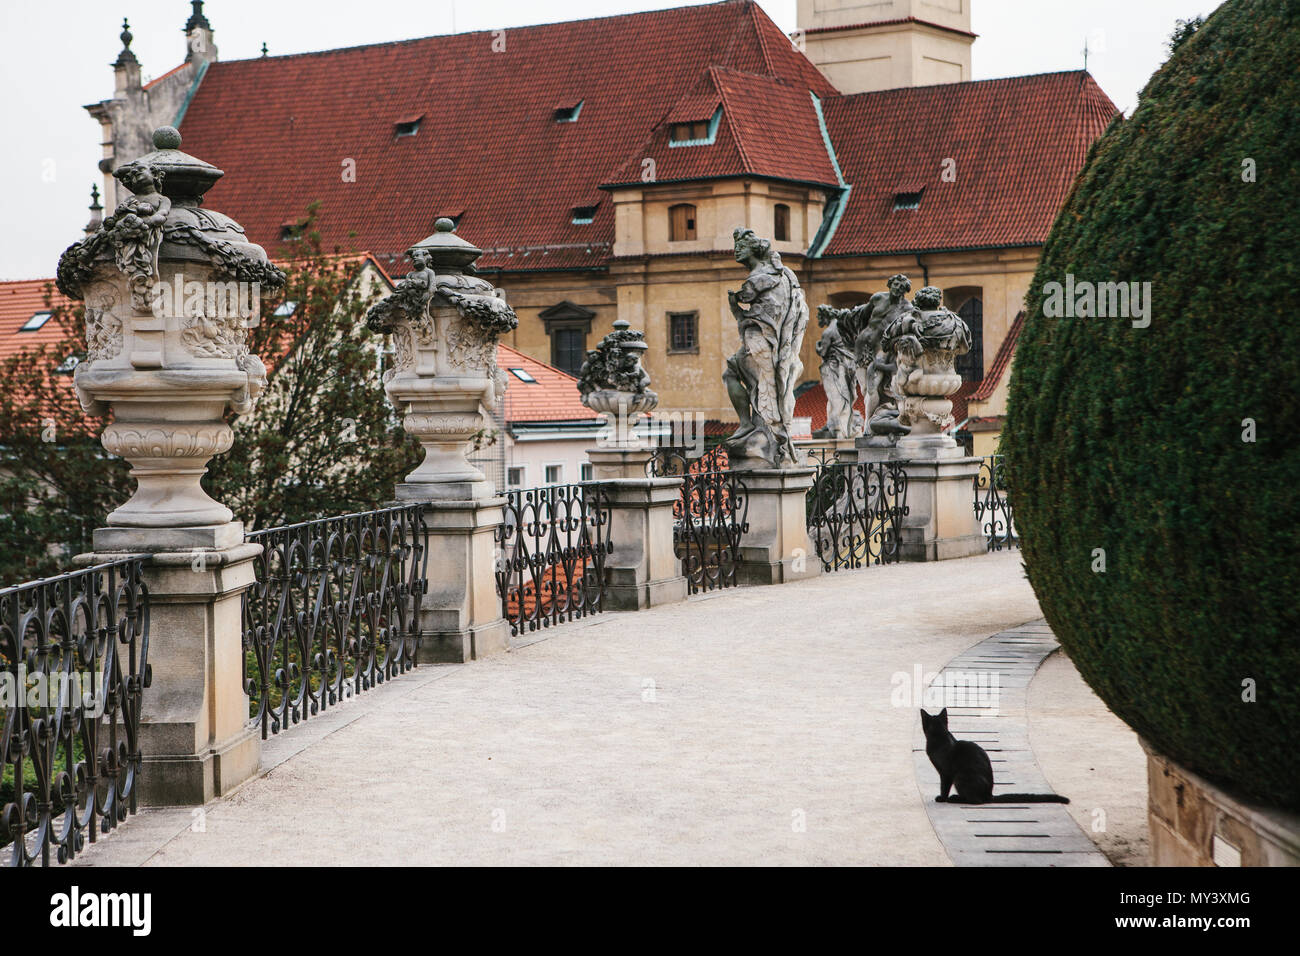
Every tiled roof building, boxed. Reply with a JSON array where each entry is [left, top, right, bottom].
[[83, 0, 1118, 454]]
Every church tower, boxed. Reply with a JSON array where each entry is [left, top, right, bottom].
[[796, 0, 975, 94]]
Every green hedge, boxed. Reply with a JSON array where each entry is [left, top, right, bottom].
[[1004, 0, 1300, 811]]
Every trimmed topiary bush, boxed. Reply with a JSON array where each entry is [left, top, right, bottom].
[[1004, 0, 1300, 811]]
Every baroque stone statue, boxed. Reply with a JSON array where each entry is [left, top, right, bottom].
[[816, 273, 916, 444], [881, 285, 971, 448], [722, 227, 809, 469], [813, 308, 857, 439]]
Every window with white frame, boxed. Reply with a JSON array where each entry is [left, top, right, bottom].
[[544, 464, 563, 485], [507, 466, 526, 488]]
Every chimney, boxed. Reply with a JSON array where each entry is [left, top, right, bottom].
[[184, 0, 218, 66], [795, 0, 975, 94]]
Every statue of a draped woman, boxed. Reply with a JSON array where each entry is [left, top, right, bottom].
[[722, 227, 809, 468]]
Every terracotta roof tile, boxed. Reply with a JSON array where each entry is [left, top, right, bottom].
[[821, 71, 1117, 255], [175, 0, 835, 274], [0, 279, 74, 364], [497, 343, 599, 424]]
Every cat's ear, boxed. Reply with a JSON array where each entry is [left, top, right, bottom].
[[938, 707, 948, 722], [919, 709, 931, 723]]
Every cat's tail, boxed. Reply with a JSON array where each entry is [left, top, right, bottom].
[[992, 793, 1070, 804]]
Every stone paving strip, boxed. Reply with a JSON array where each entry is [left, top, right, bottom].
[[914, 622, 1109, 866], [69, 551, 1133, 866]]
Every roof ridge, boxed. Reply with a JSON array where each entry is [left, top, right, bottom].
[[830, 68, 1096, 102], [215, 1, 742, 66]]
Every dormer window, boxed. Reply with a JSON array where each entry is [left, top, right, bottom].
[[509, 368, 538, 383], [893, 191, 923, 211], [668, 106, 722, 147], [553, 99, 583, 123], [394, 115, 423, 138], [571, 205, 597, 225], [20, 311, 52, 331], [279, 222, 301, 241]]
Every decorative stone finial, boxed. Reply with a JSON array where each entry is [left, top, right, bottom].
[[53, 125, 285, 532], [84, 184, 104, 236], [184, 0, 211, 32], [578, 319, 658, 445], [115, 18, 138, 66], [153, 125, 183, 150], [364, 234, 519, 499], [260, 42, 268, 57]]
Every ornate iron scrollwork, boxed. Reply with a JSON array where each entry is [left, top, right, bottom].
[[242, 505, 428, 739], [973, 455, 1016, 551], [806, 460, 909, 571], [495, 483, 612, 636], [0, 557, 150, 866]]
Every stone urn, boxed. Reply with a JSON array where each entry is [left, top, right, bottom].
[[577, 319, 658, 449], [881, 286, 971, 454], [366, 218, 518, 500], [55, 126, 283, 534]]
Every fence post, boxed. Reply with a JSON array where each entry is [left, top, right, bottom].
[[367, 219, 515, 662], [57, 127, 278, 803], [733, 467, 822, 585], [587, 447, 687, 609]]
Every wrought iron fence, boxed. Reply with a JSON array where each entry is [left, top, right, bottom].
[[495, 482, 612, 636], [1, 556, 150, 866], [806, 460, 909, 571], [973, 455, 1017, 550], [649, 446, 749, 594], [242, 505, 427, 739]]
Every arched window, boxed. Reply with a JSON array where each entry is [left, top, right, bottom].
[[774, 203, 790, 242], [669, 203, 697, 242], [954, 296, 984, 381]]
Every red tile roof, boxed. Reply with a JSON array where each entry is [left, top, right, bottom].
[[175, 0, 836, 274], [603, 66, 838, 189], [0, 279, 75, 364], [794, 382, 865, 433], [497, 343, 599, 424], [2, 278, 593, 428], [820, 71, 1118, 256], [969, 310, 1024, 402]]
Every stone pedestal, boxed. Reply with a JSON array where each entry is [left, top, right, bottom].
[[1142, 739, 1300, 866], [587, 446, 687, 611], [733, 467, 822, 586], [894, 446, 985, 562], [83, 531, 262, 806], [403, 494, 510, 663]]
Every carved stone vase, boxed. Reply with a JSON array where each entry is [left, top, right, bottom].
[[367, 219, 518, 501], [56, 126, 283, 533], [883, 289, 971, 455]]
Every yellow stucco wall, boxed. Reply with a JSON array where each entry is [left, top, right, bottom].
[[488, 182, 1040, 439]]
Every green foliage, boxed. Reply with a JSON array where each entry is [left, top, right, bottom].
[[1004, 0, 1300, 810], [0, 206, 420, 582], [0, 295, 130, 580]]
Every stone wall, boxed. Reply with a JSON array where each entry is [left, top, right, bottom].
[[1144, 740, 1300, 867]]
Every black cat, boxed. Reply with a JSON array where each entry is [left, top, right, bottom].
[[920, 708, 1069, 804]]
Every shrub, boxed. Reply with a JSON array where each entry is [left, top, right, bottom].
[[1004, 0, 1300, 810]]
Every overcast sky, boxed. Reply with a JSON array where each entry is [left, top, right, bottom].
[[0, 0, 1217, 281]]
